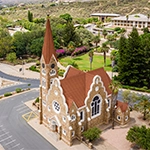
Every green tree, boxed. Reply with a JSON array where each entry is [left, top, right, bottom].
[[59, 13, 72, 23], [93, 34, 100, 51], [102, 29, 107, 39], [126, 125, 150, 150], [88, 51, 94, 70], [134, 95, 150, 120], [122, 90, 138, 110], [109, 80, 121, 129], [83, 127, 101, 141], [101, 42, 109, 67], [6, 52, 17, 63], [28, 10, 33, 22]]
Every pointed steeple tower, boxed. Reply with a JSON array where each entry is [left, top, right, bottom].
[[39, 16, 58, 124], [42, 16, 57, 64]]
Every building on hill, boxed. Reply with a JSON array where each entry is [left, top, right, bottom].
[[112, 14, 150, 29], [39, 17, 130, 146], [91, 13, 120, 22]]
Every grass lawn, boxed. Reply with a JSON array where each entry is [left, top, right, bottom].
[[59, 53, 112, 71]]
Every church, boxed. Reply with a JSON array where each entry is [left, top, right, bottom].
[[39, 17, 129, 146]]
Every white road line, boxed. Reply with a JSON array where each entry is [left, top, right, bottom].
[[16, 106, 27, 111], [5, 139, 16, 146], [10, 143, 20, 149], [14, 103, 24, 109], [0, 135, 12, 142], [20, 148, 24, 150], [0, 132, 9, 137], [0, 129, 6, 132], [19, 108, 30, 114]]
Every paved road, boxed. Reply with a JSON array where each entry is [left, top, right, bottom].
[[0, 90, 57, 150]]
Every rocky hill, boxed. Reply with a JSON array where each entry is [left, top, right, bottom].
[[1, 0, 150, 20]]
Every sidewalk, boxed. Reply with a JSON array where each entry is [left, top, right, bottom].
[[0, 63, 40, 79], [25, 100, 117, 150]]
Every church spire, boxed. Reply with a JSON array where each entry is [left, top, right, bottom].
[[42, 16, 56, 64]]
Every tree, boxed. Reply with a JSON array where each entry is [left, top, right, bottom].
[[59, 13, 72, 23], [102, 29, 107, 39], [134, 95, 150, 120], [118, 28, 145, 87], [83, 127, 101, 141], [126, 125, 150, 150], [93, 34, 100, 51], [109, 80, 121, 129], [6, 52, 17, 63], [122, 90, 138, 110], [28, 10, 33, 22], [101, 42, 109, 67], [88, 51, 94, 70]]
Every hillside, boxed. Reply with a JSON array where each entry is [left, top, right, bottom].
[[1, 0, 150, 20]]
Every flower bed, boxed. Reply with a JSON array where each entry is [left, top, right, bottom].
[[56, 49, 66, 57], [71, 46, 88, 56]]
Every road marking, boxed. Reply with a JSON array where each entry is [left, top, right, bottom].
[[10, 143, 20, 149], [5, 139, 16, 146], [19, 108, 30, 114], [0, 135, 12, 142], [0, 129, 6, 132], [14, 103, 24, 109], [0, 125, 3, 128], [0, 132, 9, 137], [20, 148, 24, 150], [16, 106, 27, 111], [22, 111, 38, 122]]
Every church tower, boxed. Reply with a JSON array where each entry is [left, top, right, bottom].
[[39, 16, 58, 124]]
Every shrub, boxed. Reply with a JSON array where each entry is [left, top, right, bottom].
[[35, 97, 39, 103], [83, 127, 101, 141], [58, 69, 65, 77], [71, 46, 88, 56], [56, 49, 66, 57], [29, 65, 40, 72], [4, 92, 12, 97], [16, 88, 22, 93]]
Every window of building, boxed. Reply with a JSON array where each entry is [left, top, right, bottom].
[[63, 116, 66, 123], [53, 101, 60, 113], [72, 131, 75, 137], [50, 69, 56, 76], [42, 101, 46, 107], [107, 99, 110, 107], [50, 79, 54, 85], [43, 114, 46, 120], [81, 126, 84, 132], [117, 115, 121, 121], [48, 105, 50, 111], [63, 129, 66, 136], [71, 114, 76, 122], [125, 116, 128, 121], [80, 111, 84, 122], [91, 95, 101, 117]]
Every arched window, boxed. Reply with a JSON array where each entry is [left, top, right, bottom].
[[91, 95, 101, 117]]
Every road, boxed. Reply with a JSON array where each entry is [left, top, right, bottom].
[[0, 89, 57, 150], [0, 70, 40, 94]]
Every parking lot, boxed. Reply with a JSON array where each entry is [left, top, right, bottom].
[[0, 124, 24, 150]]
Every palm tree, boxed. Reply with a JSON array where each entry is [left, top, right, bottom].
[[134, 95, 150, 120], [88, 51, 94, 70], [101, 42, 109, 67], [109, 80, 121, 129], [102, 29, 107, 39], [93, 35, 100, 51]]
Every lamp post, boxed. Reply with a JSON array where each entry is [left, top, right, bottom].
[[22, 60, 25, 75]]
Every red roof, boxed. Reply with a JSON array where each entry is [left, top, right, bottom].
[[42, 18, 56, 64], [116, 101, 128, 112], [61, 67, 111, 109]]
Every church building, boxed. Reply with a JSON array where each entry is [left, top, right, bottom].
[[39, 17, 117, 146]]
